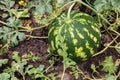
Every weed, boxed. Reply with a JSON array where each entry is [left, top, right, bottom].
[[0, 0, 119, 80], [0, 0, 15, 17]]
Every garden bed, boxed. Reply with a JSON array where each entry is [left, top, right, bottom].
[[0, 0, 120, 80]]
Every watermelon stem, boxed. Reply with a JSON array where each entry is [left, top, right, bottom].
[[61, 65, 66, 80], [93, 35, 119, 57], [0, 20, 8, 26], [67, 2, 76, 19], [76, 0, 111, 25], [25, 35, 48, 39], [60, 1, 75, 10]]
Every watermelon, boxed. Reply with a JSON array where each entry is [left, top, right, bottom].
[[48, 11, 101, 61]]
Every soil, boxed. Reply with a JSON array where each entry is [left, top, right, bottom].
[[2, 28, 119, 80], [0, 1, 120, 80]]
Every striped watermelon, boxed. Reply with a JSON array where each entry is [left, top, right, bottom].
[[48, 11, 101, 61]]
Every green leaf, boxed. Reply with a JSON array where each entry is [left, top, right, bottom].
[[36, 5, 45, 14], [0, 0, 15, 9], [56, 0, 65, 7], [27, 68, 36, 75], [105, 74, 116, 80], [46, 4, 53, 13], [0, 5, 7, 11], [55, 0, 71, 7], [11, 9, 30, 18], [115, 42, 120, 54], [45, 0, 51, 4], [70, 65, 79, 79], [101, 56, 116, 74], [11, 34, 18, 46], [94, 0, 120, 12], [22, 52, 40, 61], [28, 1, 35, 8], [17, 32, 26, 41], [0, 0, 15, 16], [9, 0, 15, 8], [0, 59, 8, 67], [10, 31, 25, 47], [7, 17, 15, 27], [33, 0, 52, 14], [0, 73, 10, 80], [0, 27, 25, 47], [48, 73, 57, 80], [11, 60, 27, 76], [7, 17, 23, 28], [90, 64, 97, 73], [36, 65, 45, 72], [11, 76, 19, 80], [12, 51, 21, 62], [110, 0, 120, 12], [63, 58, 76, 69], [58, 49, 67, 58], [26, 65, 34, 74], [28, 65, 45, 75], [27, 64, 49, 79], [94, 0, 111, 12]]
